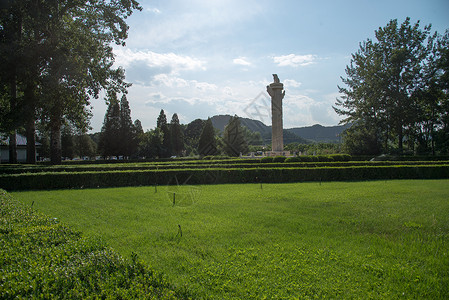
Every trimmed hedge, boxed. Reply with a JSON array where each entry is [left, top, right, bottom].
[[0, 190, 190, 299], [273, 156, 286, 163], [1, 165, 448, 191], [2, 160, 449, 175]]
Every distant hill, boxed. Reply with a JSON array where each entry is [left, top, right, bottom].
[[288, 124, 351, 143], [210, 115, 269, 135], [209, 115, 348, 144]]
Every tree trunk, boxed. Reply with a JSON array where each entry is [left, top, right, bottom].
[[398, 126, 403, 154], [8, 132, 17, 163], [8, 76, 17, 164], [50, 117, 62, 165], [26, 117, 36, 163]]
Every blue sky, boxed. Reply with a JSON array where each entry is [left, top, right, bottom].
[[89, 0, 449, 132]]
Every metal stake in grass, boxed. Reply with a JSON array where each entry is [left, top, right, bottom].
[[173, 192, 176, 206], [177, 224, 182, 237]]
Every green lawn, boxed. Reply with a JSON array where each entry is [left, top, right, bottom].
[[12, 180, 449, 299]]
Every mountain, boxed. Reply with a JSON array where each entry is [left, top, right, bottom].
[[208, 115, 348, 144], [288, 124, 351, 143], [210, 115, 270, 136]]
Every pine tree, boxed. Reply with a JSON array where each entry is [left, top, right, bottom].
[[99, 93, 121, 157], [222, 115, 248, 156], [138, 128, 164, 159], [170, 113, 184, 157], [198, 118, 217, 156], [119, 94, 136, 158], [156, 109, 171, 157], [185, 119, 205, 155]]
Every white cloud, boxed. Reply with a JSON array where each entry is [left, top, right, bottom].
[[153, 74, 189, 88], [114, 48, 206, 74], [146, 7, 161, 14], [283, 79, 302, 88], [233, 57, 251, 66], [152, 74, 217, 92], [273, 54, 317, 67]]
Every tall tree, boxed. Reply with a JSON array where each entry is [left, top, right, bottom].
[[198, 118, 217, 156], [138, 128, 163, 159], [61, 124, 75, 160], [156, 109, 171, 157], [0, 0, 141, 164], [185, 119, 205, 155], [170, 113, 184, 157], [222, 115, 248, 157], [75, 133, 97, 159], [119, 94, 136, 158], [334, 18, 443, 154], [98, 93, 121, 158]]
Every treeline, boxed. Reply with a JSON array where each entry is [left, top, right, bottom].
[[97, 107, 254, 159], [42, 105, 344, 161]]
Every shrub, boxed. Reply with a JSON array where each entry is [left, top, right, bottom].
[[260, 157, 274, 163], [285, 157, 301, 163], [273, 156, 286, 163], [329, 154, 352, 161], [0, 190, 189, 299], [317, 155, 334, 162]]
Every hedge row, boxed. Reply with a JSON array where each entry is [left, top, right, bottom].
[[0, 190, 191, 299], [1, 165, 448, 191], [4, 159, 449, 175]]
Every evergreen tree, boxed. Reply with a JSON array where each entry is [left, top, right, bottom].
[[156, 109, 171, 157], [222, 115, 248, 156], [185, 119, 205, 156], [138, 128, 163, 159], [170, 113, 184, 157], [134, 119, 144, 136], [99, 93, 121, 157], [75, 134, 97, 159], [198, 118, 217, 156], [119, 94, 136, 158]]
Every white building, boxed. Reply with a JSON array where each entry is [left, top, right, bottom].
[[0, 134, 41, 163]]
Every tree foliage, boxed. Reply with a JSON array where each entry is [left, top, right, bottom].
[[198, 118, 217, 156], [334, 18, 448, 155], [156, 109, 171, 157], [170, 113, 184, 157], [185, 119, 205, 156], [0, 0, 141, 164], [222, 115, 248, 156], [99, 92, 139, 158]]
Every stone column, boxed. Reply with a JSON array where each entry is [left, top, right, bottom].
[[267, 74, 285, 154]]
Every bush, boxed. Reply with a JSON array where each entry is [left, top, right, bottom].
[[0, 190, 189, 299], [329, 154, 352, 161], [260, 157, 274, 163], [285, 157, 301, 163], [317, 155, 334, 162], [273, 156, 286, 163]]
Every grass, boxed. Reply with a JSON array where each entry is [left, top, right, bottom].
[[12, 180, 449, 299]]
